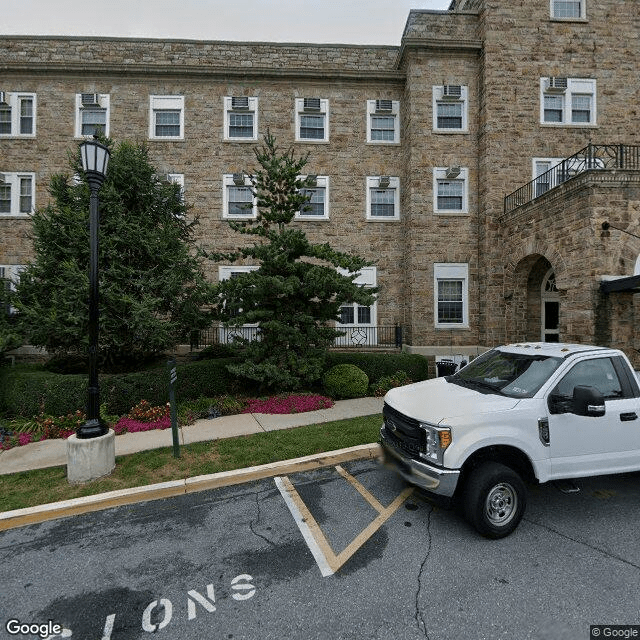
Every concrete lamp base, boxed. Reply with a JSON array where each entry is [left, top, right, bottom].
[[66, 429, 116, 484]]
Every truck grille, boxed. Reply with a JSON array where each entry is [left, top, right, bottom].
[[382, 403, 425, 456]]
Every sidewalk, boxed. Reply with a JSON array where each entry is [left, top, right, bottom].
[[0, 397, 384, 476]]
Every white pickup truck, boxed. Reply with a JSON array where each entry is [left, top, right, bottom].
[[380, 343, 640, 538]]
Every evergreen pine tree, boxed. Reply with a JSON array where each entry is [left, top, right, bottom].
[[15, 139, 211, 369], [208, 132, 377, 390]]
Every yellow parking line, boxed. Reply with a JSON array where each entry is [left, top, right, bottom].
[[276, 467, 413, 576]]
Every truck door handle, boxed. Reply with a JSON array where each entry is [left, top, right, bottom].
[[620, 412, 638, 422]]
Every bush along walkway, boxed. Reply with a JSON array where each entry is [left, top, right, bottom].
[[0, 394, 337, 452]]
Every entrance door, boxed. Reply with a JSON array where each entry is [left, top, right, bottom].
[[542, 268, 560, 342]]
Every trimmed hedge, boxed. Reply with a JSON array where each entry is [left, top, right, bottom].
[[0, 351, 430, 418], [323, 364, 369, 399], [0, 358, 247, 418], [325, 352, 430, 385]]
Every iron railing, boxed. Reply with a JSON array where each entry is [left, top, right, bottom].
[[504, 144, 640, 214], [190, 324, 403, 350]]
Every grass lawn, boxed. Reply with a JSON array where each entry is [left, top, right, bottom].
[[0, 414, 382, 513]]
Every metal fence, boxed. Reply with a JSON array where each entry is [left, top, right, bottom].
[[190, 324, 403, 350], [504, 144, 640, 214]]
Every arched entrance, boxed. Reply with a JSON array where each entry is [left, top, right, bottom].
[[507, 255, 560, 343]]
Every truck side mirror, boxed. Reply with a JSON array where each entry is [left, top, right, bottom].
[[573, 385, 606, 417]]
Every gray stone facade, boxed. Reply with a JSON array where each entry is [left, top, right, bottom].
[[2, 1, 640, 359]]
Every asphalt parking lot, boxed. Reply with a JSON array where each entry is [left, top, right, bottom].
[[1, 459, 640, 640]]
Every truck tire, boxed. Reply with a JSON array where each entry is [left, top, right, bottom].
[[463, 462, 526, 539]]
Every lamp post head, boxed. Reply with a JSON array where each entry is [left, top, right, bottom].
[[80, 138, 110, 189]]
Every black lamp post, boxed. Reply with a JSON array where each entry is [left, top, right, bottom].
[[77, 139, 110, 439]]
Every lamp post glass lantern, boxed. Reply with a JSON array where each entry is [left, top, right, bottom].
[[78, 138, 110, 439]]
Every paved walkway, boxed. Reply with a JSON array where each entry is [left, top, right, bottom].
[[0, 397, 384, 476]]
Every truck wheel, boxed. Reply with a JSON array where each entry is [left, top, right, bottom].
[[463, 462, 526, 539]]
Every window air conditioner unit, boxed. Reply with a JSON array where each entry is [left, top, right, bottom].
[[232, 173, 245, 186], [0, 92, 7, 104], [81, 93, 100, 106], [442, 85, 462, 99], [303, 98, 321, 111], [445, 166, 461, 179], [306, 174, 318, 187], [375, 99, 393, 112], [231, 96, 250, 110], [379, 176, 391, 188], [546, 77, 568, 92], [0, 173, 7, 183]]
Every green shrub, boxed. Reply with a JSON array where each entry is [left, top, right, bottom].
[[369, 370, 413, 397], [325, 352, 431, 385], [0, 357, 248, 418], [323, 364, 369, 399]]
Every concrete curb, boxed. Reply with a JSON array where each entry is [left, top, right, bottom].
[[0, 443, 383, 532]]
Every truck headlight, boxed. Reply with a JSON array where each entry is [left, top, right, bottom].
[[419, 423, 452, 465]]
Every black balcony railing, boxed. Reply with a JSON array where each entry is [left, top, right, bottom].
[[190, 324, 403, 350], [504, 144, 640, 215]]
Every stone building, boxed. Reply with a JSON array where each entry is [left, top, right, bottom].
[[1, 0, 639, 362]]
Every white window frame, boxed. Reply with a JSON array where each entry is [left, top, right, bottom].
[[0, 172, 35, 217], [149, 95, 185, 140], [432, 85, 468, 133], [366, 100, 400, 144], [540, 78, 596, 126], [223, 96, 258, 141], [0, 92, 36, 138], [295, 175, 330, 220], [366, 176, 400, 221], [222, 174, 257, 220], [74, 93, 110, 138], [433, 167, 469, 214], [532, 157, 563, 196], [336, 266, 378, 344], [550, 0, 586, 20], [295, 98, 329, 143], [218, 265, 260, 343], [434, 263, 469, 329], [0, 264, 25, 314]]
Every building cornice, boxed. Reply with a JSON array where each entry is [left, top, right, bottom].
[[396, 37, 482, 68], [0, 62, 406, 83]]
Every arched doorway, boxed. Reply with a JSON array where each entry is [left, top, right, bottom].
[[541, 268, 560, 342]]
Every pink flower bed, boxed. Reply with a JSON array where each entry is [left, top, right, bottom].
[[113, 415, 171, 435], [243, 394, 333, 415]]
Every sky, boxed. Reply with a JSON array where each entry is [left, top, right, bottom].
[[2, 0, 452, 45]]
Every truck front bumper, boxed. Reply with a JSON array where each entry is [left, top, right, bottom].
[[380, 426, 460, 498]]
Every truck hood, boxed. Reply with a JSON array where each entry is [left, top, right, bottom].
[[384, 377, 521, 424]]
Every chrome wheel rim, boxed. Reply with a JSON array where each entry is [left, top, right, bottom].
[[485, 482, 517, 526]]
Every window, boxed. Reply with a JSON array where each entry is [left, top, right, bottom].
[[0, 92, 36, 137], [533, 158, 563, 196], [0, 265, 24, 315], [149, 95, 184, 139], [222, 174, 257, 219], [0, 172, 35, 216], [551, 0, 585, 19], [162, 173, 185, 207], [75, 93, 109, 137], [366, 176, 400, 221], [540, 78, 596, 125], [366, 99, 400, 143], [224, 96, 258, 141], [434, 263, 469, 328], [218, 266, 260, 343], [336, 267, 377, 346], [433, 85, 468, 132], [296, 175, 329, 220], [433, 167, 469, 214], [553, 358, 624, 400], [295, 98, 329, 142]]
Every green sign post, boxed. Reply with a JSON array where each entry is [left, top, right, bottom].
[[167, 358, 180, 458]]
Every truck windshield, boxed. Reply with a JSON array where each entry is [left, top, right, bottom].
[[449, 349, 563, 398]]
